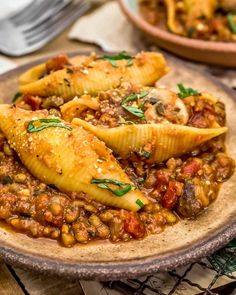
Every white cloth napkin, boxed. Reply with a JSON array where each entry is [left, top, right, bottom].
[[69, 1, 140, 52], [0, 0, 32, 74]]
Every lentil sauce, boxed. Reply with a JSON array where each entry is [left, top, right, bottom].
[[4, 83, 234, 247]]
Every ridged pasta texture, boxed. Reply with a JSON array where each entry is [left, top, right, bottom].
[[19, 52, 168, 100], [73, 119, 227, 163], [0, 105, 147, 211]]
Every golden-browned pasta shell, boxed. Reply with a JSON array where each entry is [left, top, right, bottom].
[[0, 105, 147, 211], [19, 52, 168, 100], [73, 119, 227, 163]]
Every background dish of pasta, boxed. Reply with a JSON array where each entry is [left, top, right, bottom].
[[119, 0, 236, 67], [0, 52, 235, 280]]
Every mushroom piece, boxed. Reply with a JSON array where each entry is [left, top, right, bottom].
[[144, 88, 189, 125]]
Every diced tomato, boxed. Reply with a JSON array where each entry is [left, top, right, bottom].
[[156, 170, 170, 186], [46, 54, 70, 73], [23, 94, 42, 111], [181, 160, 201, 177], [162, 181, 183, 209], [124, 212, 145, 239]]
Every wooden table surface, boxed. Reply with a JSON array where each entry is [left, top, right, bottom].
[[0, 11, 236, 295]]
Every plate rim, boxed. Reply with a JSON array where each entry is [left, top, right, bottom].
[[0, 53, 236, 280]]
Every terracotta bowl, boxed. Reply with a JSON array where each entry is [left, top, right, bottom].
[[118, 0, 236, 67], [0, 54, 236, 280]]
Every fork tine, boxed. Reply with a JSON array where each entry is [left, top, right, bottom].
[[25, 0, 87, 40], [11, 0, 61, 26], [25, 1, 77, 39], [20, 0, 72, 33], [20, 0, 65, 25], [9, 0, 39, 22], [26, 1, 90, 47]]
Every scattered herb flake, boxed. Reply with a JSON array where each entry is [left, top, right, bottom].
[[122, 105, 145, 119], [227, 13, 236, 34], [12, 91, 22, 103], [66, 68, 74, 74], [141, 151, 151, 159], [100, 51, 134, 68], [27, 118, 72, 133], [136, 199, 145, 208], [64, 78, 71, 87], [177, 83, 200, 99], [118, 121, 135, 125], [2, 176, 13, 185], [91, 178, 133, 197], [121, 91, 149, 104]]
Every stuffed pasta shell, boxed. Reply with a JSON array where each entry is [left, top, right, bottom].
[[73, 120, 226, 163], [0, 105, 147, 211], [19, 52, 168, 100], [62, 83, 227, 163]]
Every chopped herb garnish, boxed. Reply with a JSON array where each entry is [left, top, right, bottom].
[[227, 13, 236, 34], [118, 121, 134, 125], [177, 83, 200, 99], [139, 150, 151, 159], [122, 105, 145, 119], [121, 91, 149, 104], [136, 199, 145, 208], [2, 176, 13, 185], [66, 68, 74, 74], [12, 91, 22, 103], [27, 118, 72, 133], [91, 178, 133, 196], [127, 59, 133, 67], [64, 78, 71, 87], [100, 51, 134, 68]]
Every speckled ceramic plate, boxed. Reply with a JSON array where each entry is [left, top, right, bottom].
[[0, 53, 235, 280], [119, 0, 236, 67]]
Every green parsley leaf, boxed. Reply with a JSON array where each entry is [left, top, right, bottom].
[[100, 51, 134, 68], [121, 91, 149, 104], [27, 118, 72, 133], [91, 178, 133, 196], [122, 105, 145, 119], [12, 91, 22, 103], [118, 121, 135, 125], [177, 83, 200, 99], [139, 150, 151, 159], [227, 13, 236, 34], [136, 199, 145, 208]]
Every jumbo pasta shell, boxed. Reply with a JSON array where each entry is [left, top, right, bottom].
[[0, 105, 147, 211], [73, 119, 227, 163], [19, 52, 168, 101]]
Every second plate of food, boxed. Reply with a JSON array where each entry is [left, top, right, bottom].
[[0, 51, 235, 280], [119, 0, 236, 67]]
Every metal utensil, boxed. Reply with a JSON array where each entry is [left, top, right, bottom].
[[0, 0, 91, 56]]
